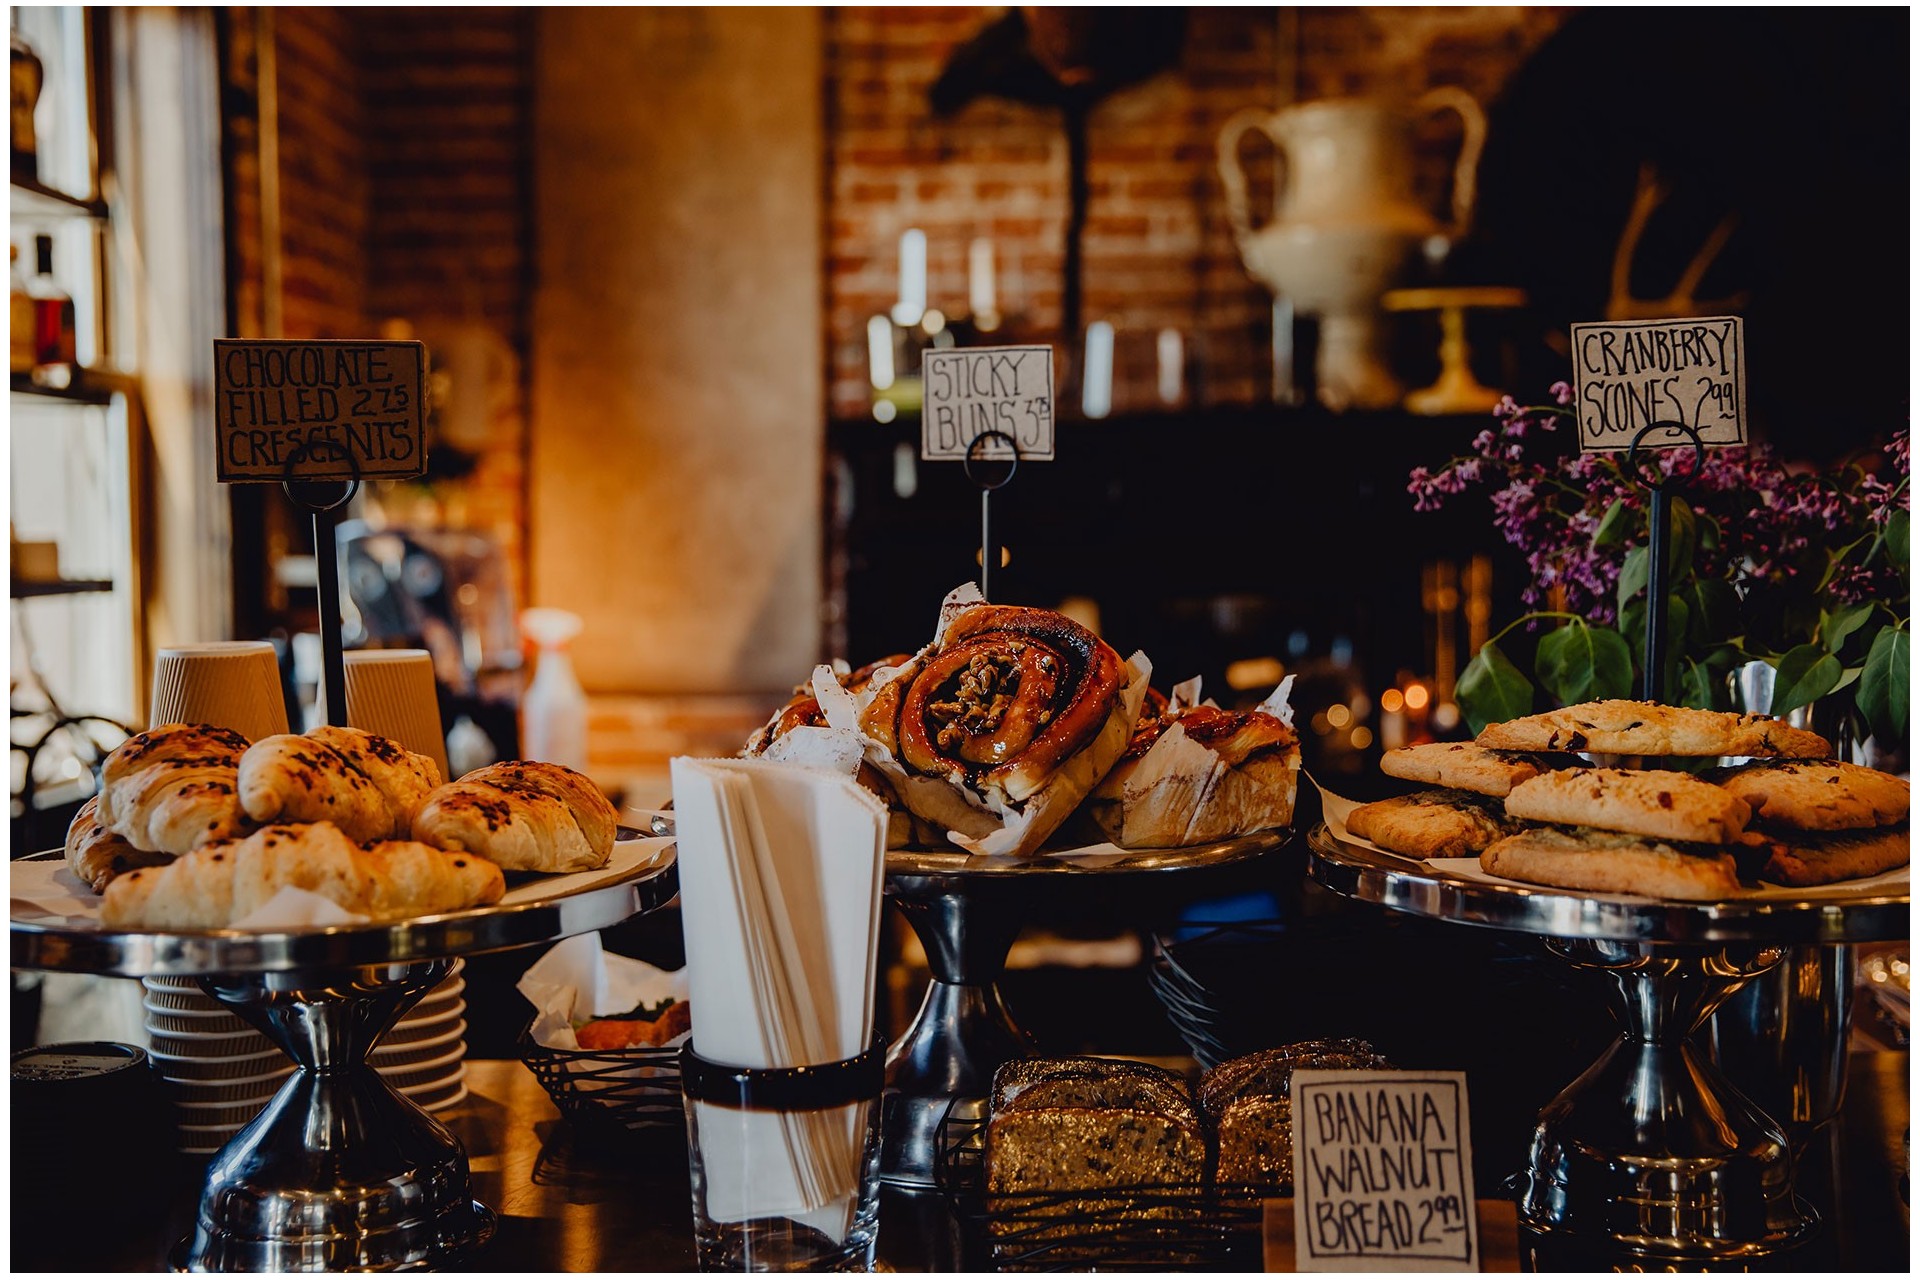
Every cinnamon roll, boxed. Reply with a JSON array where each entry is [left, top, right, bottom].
[[1086, 682, 1300, 848], [859, 604, 1148, 856], [744, 656, 910, 756]]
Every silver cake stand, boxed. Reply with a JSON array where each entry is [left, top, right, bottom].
[[1307, 824, 1908, 1268], [880, 829, 1286, 1186], [10, 848, 678, 1272]]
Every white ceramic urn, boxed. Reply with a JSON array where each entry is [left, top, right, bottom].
[[1219, 88, 1485, 411]]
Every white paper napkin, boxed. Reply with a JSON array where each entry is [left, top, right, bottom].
[[670, 755, 888, 1237]]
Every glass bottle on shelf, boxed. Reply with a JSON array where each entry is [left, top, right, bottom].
[[11, 242, 35, 375], [10, 24, 40, 182], [28, 232, 74, 386]]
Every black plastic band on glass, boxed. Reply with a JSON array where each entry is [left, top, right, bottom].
[[681, 1039, 886, 1112]]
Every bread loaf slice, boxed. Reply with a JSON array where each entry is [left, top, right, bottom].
[[1200, 1041, 1393, 1193]]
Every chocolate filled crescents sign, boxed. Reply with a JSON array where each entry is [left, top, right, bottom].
[[214, 339, 428, 482], [1569, 316, 1746, 453]]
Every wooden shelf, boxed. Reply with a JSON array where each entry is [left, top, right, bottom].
[[9, 175, 107, 220], [9, 373, 118, 405], [10, 578, 113, 599]]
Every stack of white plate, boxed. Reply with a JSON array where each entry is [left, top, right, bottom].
[[142, 963, 470, 1155], [142, 976, 293, 1157], [370, 963, 469, 1112]]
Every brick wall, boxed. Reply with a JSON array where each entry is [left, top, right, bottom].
[[361, 8, 535, 601], [823, 6, 1569, 420], [220, 7, 534, 619]]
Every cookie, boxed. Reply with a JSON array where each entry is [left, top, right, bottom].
[[1476, 700, 1831, 759], [1751, 824, 1910, 887], [1708, 760, 1910, 831], [1480, 827, 1743, 901], [1345, 788, 1523, 859], [1506, 767, 1751, 845], [1379, 741, 1586, 797]]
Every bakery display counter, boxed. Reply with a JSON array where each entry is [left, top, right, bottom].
[[45, 1052, 1908, 1273]]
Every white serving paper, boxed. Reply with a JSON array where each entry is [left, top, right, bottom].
[[670, 755, 888, 1238], [1316, 775, 1912, 901], [517, 931, 689, 1049], [8, 837, 676, 930]]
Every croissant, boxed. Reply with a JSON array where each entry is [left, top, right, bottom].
[[859, 604, 1145, 857], [65, 795, 172, 893], [411, 760, 618, 873], [238, 725, 442, 842], [99, 821, 505, 929], [95, 723, 255, 854]]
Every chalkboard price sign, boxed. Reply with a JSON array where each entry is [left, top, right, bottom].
[[1570, 316, 1746, 453], [921, 345, 1054, 462], [214, 339, 428, 483], [1290, 1069, 1479, 1273]]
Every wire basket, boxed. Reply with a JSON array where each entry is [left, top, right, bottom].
[[518, 1022, 685, 1136], [936, 1102, 1268, 1271]]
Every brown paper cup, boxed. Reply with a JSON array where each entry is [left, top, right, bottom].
[[149, 641, 290, 743], [341, 649, 451, 784]]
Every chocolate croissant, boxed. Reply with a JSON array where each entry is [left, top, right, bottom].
[[238, 725, 442, 842], [411, 760, 618, 873], [96, 722, 255, 855], [65, 795, 172, 892], [99, 821, 504, 928], [859, 604, 1145, 856]]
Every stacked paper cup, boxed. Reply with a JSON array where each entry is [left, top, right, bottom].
[[143, 977, 294, 1156], [147, 641, 291, 741], [145, 966, 471, 1155], [371, 963, 470, 1111], [341, 647, 468, 1103], [340, 648, 453, 783]]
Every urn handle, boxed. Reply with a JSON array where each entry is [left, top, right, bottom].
[[1216, 108, 1288, 241], [1416, 86, 1487, 238]]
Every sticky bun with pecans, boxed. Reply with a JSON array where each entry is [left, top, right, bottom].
[[859, 603, 1147, 857]]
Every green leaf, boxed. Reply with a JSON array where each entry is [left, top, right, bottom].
[[1857, 628, 1909, 743], [1457, 642, 1534, 734], [1770, 644, 1844, 717], [1536, 621, 1636, 706], [1663, 499, 1698, 580], [1681, 578, 1741, 648], [1680, 659, 1723, 710], [1822, 602, 1878, 656], [1617, 546, 1650, 614], [1887, 508, 1910, 568], [1592, 499, 1631, 549]]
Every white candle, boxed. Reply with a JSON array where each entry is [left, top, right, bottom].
[[867, 315, 894, 390], [1082, 321, 1114, 419], [969, 237, 998, 327], [891, 228, 926, 326], [1156, 328, 1183, 405]]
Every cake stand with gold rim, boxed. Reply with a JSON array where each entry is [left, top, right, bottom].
[[879, 829, 1288, 1187], [10, 846, 678, 1273], [1307, 823, 1909, 1269]]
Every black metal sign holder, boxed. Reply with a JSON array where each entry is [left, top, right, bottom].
[[281, 442, 362, 727], [1623, 419, 1706, 702], [962, 429, 1020, 601]]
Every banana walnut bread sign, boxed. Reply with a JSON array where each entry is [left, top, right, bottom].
[[1289, 1069, 1479, 1272], [1569, 315, 1746, 453], [214, 339, 428, 482]]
